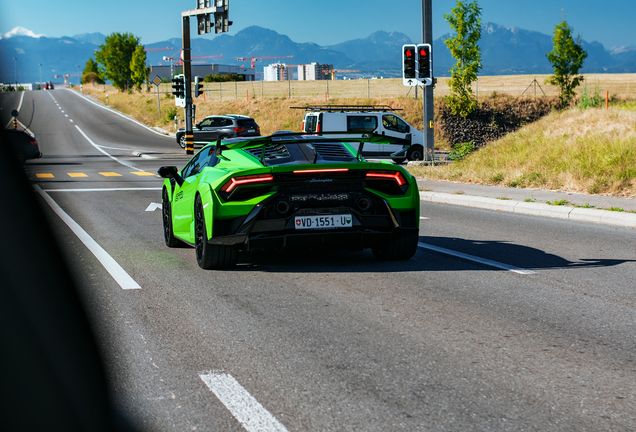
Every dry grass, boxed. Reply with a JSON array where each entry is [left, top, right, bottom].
[[409, 107, 636, 197]]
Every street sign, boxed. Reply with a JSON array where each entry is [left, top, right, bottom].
[[152, 75, 162, 86]]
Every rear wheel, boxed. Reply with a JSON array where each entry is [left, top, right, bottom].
[[162, 189, 183, 247], [372, 232, 418, 261], [407, 145, 424, 161], [15, 150, 26, 164], [178, 135, 186, 149], [194, 195, 238, 269]]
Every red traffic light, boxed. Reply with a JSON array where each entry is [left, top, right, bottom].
[[419, 49, 427, 56]]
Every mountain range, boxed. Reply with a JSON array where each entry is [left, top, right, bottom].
[[1, 24, 634, 84]]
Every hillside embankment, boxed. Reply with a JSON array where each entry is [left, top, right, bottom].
[[75, 84, 636, 197]]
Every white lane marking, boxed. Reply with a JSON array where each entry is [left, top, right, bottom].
[[146, 202, 162, 211], [200, 372, 289, 432], [75, 125, 142, 171], [44, 187, 162, 192], [417, 242, 536, 275], [35, 185, 141, 290], [70, 119, 74, 122], [65, 114, 68, 117], [420, 216, 429, 220], [66, 89, 172, 138]]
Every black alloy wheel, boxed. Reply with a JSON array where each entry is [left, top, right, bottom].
[[372, 232, 419, 261], [162, 189, 182, 247], [194, 195, 238, 269]]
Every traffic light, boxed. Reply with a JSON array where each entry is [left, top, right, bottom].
[[403, 45, 416, 81], [171, 74, 185, 107], [417, 44, 432, 83], [194, 76, 203, 98]]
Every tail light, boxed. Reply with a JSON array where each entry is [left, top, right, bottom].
[[221, 174, 273, 193], [29, 140, 38, 146], [366, 170, 407, 186], [302, 121, 305, 132], [234, 127, 247, 134], [316, 122, 321, 133]]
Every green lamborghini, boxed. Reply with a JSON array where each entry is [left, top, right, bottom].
[[158, 132, 421, 269]]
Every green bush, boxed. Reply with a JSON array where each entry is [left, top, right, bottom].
[[448, 140, 475, 161]]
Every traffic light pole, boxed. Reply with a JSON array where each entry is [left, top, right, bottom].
[[422, 0, 434, 162], [182, 15, 194, 155]]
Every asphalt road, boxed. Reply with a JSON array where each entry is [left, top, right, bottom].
[[4, 89, 636, 431]]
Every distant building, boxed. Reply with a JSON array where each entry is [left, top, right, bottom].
[[297, 63, 333, 81], [149, 64, 255, 81], [263, 63, 294, 81]]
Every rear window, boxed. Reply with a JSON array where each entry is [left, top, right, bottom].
[[304, 115, 318, 132], [347, 116, 377, 133], [237, 119, 258, 128]]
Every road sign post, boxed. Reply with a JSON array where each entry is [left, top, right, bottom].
[[181, 1, 232, 155], [153, 75, 162, 116]]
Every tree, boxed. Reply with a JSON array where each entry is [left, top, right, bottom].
[[94, 32, 141, 91], [130, 46, 148, 91], [444, 0, 482, 118], [545, 19, 587, 106], [82, 57, 104, 84]]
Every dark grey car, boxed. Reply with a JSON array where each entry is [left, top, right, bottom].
[[4, 129, 42, 163], [176, 115, 260, 148]]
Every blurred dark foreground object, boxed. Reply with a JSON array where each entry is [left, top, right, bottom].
[[4, 128, 42, 163], [0, 129, 136, 431]]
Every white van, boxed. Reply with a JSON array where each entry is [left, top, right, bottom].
[[296, 105, 424, 163]]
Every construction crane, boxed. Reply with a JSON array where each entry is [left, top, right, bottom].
[[144, 46, 177, 52], [237, 55, 294, 69], [322, 69, 361, 80]]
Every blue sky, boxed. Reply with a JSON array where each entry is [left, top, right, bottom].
[[1, 0, 634, 49]]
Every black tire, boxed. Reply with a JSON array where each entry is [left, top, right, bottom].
[[194, 195, 238, 269], [178, 134, 186, 149], [407, 145, 424, 161], [372, 232, 418, 261], [15, 150, 26, 164], [162, 189, 183, 247], [392, 157, 406, 164]]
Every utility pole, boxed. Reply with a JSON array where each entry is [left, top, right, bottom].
[[422, 0, 434, 161], [13, 57, 17, 89], [181, 0, 231, 155], [39, 63, 43, 86]]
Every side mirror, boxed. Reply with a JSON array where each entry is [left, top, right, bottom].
[[157, 166, 184, 186]]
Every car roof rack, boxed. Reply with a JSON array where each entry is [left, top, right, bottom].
[[290, 105, 402, 113]]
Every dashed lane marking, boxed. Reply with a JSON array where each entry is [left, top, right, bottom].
[[67, 173, 88, 178], [99, 172, 123, 177], [36, 173, 54, 178], [130, 171, 156, 176], [200, 372, 289, 432]]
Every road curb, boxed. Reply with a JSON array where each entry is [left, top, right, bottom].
[[419, 191, 636, 229]]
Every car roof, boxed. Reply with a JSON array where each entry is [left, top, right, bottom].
[[203, 114, 254, 121]]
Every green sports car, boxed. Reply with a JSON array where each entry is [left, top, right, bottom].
[[158, 132, 420, 269]]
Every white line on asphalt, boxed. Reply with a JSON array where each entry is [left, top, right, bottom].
[[200, 372, 289, 432], [420, 216, 430, 220], [145, 203, 162, 211], [44, 187, 162, 192], [75, 125, 142, 171], [35, 185, 141, 290], [66, 89, 172, 138], [417, 242, 536, 275]]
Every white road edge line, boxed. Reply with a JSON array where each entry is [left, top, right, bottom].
[[66, 89, 171, 138], [35, 185, 142, 290], [75, 125, 142, 171], [417, 242, 536, 275], [200, 372, 289, 432]]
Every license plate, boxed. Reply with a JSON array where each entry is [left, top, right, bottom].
[[248, 129, 255, 133], [295, 215, 352, 230]]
